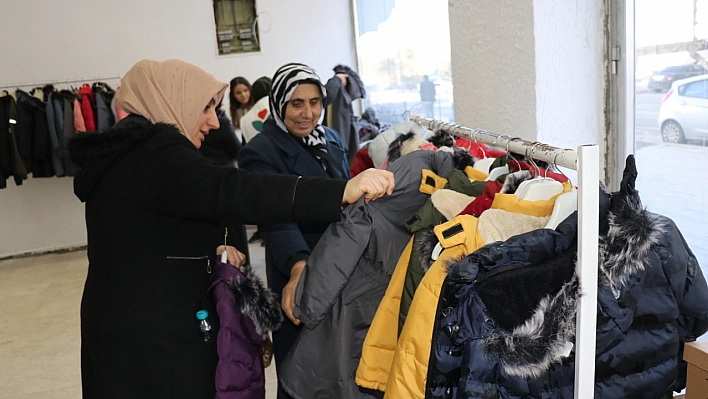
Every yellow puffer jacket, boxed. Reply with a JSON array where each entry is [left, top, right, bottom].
[[355, 238, 414, 392]]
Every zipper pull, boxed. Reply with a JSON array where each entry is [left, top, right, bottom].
[[207, 258, 212, 274]]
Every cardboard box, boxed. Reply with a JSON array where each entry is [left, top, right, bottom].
[[684, 341, 708, 399]]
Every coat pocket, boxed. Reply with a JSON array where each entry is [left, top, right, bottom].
[[159, 255, 217, 346]]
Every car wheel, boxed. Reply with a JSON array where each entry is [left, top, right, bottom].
[[661, 121, 685, 144]]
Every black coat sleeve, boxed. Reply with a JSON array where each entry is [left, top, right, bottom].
[[142, 133, 346, 225]]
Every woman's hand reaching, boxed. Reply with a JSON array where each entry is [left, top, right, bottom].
[[342, 168, 395, 204], [216, 245, 246, 268]]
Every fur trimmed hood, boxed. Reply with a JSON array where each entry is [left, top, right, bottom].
[[443, 224, 579, 379], [386, 131, 478, 170], [209, 262, 282, 337], [500, 170, 533, 194], [479, 252, 579, 379], [599, 155, 666, 298], [223, 266, 283, 336]]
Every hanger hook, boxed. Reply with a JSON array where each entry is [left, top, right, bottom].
[[552, 149, 571, 183], [506, 137, 522, 171], [402, 110, 411, 122], [528, 142, 543, 177], [492, 134, 503, 148], [524, 142, 536, 176], [475, 129, 487, 158]]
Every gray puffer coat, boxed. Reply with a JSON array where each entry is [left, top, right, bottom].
[[280, 150, 457, 399]]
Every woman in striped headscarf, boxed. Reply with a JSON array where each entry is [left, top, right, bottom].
[[238, 62, 355, 399]]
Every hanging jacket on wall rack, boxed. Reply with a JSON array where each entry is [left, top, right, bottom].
[[0, 94, 27, 187], [45, 91, 66, 177], [23, 91, 54, 178], [93, 82, 115, 132], [0, 79, 119, 186], [14, 90, 34, 174], [78, 84, 96, 132]]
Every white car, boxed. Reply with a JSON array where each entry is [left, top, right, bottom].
[[658, 74, 708, 143]]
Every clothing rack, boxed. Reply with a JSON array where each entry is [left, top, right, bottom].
[[0, 75, 122, 90], [410, 114, 599, 399]]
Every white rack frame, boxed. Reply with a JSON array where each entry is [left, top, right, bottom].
[[410, 114, 599, 399]]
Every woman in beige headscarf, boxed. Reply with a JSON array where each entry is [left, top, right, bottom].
[[67, 59, 394, 399]]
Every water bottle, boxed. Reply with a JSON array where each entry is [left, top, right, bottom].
[[196, 310, 212, 342]]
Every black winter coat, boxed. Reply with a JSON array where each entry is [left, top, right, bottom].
[[68, 116, 348, 399], [426, 156, 708, 398]]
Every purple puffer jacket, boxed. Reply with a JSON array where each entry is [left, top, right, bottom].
[[208, 261, 282, 399]]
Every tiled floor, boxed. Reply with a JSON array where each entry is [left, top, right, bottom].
[[0, 229, 277, 399]]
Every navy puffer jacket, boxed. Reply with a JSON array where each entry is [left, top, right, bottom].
[[426, 155, 708, 398]]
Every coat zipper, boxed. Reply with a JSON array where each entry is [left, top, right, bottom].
[[165, 255, 212, 274]]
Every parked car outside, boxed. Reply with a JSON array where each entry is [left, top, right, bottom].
[[658, 74, 708, 143], [648, 63, 707, 92]]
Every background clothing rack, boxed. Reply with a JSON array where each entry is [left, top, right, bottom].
[[0, 75, 122, 90], [410, 113, 599, 399]]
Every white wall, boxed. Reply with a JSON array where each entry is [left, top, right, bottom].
[[533, 0, 605, 153], [448, 0, 537, 137], [0, 0, 355, 258], [449, 0, 606, 173]]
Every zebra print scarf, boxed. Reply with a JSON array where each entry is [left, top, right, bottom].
[[270, 63, 329, 153]]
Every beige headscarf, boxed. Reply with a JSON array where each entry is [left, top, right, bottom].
[[116, 59, 228, 139]]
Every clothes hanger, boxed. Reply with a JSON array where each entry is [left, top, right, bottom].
[[513, 142, 539, 198], [516, 142, 565, 201], [473, 129, 496, 174], [221, 228, 229, 263], [486, 135, 515, 181], [545, 150, 577, 229]]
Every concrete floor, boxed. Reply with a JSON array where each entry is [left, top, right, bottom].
[[0, 229, 278, 399]]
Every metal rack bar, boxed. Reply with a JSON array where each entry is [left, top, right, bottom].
[[409, 114, 578, 170], [0, 75, 122, 90], [410, 113, 599, 399]]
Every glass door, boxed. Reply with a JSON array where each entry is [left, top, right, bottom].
[[633, 0, 708, 285]]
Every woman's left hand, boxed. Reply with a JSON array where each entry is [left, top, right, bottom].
[[216, 245, 247, 268]]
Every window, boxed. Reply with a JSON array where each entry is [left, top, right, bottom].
[[629, 0, 708, 287], [681, 79, 708, 98], [212, 0, 260, 55], [354, 0, 454, 128]]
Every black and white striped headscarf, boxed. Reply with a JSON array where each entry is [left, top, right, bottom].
[[270, 63, 329, 151]]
